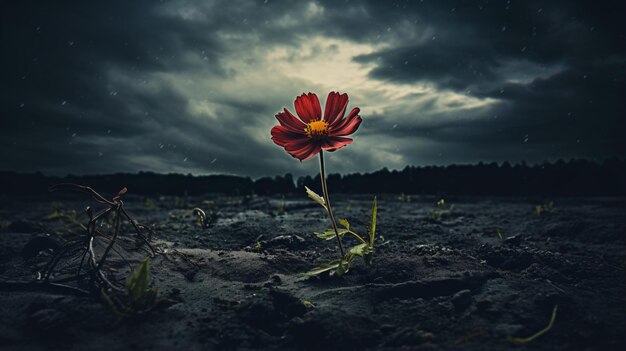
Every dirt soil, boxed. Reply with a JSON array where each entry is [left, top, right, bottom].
[[0, 193, 625, 350]]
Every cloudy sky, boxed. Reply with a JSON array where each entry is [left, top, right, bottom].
[[2, 0, 624, 177]]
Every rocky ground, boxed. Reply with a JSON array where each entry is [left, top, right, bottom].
[[0, 193, 625, 350]]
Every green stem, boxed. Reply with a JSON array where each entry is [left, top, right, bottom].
[[319, 150, 345, 257], [347, 230, 367, 244]]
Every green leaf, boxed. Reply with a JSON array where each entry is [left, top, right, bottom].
[[314, 228, 349, 240], [100, 288, 127, 319], [334, 259, 350, 276], [369, 196, 377, 246], [348, 243, 371, 258], [299, 259, 342, 277], [338, 218, 350, 230], [127, 257, 151, 304], [305, 186, 326, 209]]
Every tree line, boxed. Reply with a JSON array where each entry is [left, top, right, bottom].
[[1, 158, 624, 197]]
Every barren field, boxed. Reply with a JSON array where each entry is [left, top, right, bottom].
[[1, 194, 625, 350]]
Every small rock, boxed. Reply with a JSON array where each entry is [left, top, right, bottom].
[[504, 234, 522, 245], [451, 289, 472, 311]]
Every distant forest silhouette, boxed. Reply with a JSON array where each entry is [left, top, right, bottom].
[[1, 158, 624, 197]]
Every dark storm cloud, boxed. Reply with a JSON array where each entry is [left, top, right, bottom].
[[1, 0, 286, 175], [1, 0, 624, 178], [351, 0, 625, 161]]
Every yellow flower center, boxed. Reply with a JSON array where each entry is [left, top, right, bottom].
[[304, 120, 329, 139]]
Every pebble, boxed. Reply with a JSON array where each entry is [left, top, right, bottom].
[[451, 289, 472, 310]]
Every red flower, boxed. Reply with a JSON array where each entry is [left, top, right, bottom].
[[271, 91, 362, 161]]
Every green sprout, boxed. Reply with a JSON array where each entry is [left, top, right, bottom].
[[192, 207, 210, 229], [101, 257, 175, 320], [398, 193, 411, 202], [496, 228, 504, 241], [535, 200, 555, 216], [46, 208, 85, 237], [430, 197, 454, 221], [301, 193, 379, 278], [277, 196, 286, 215], [507, 305, 558, 344]]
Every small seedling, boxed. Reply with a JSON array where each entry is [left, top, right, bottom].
[[102, 257, 176, 319], [507, 305, 558, 344], [192, 207, 210, 229], [430, 197, 454, 220], [535, 200, 555, 216], [301, 192, 379, 277], [277, 196, 286, 215], [345, 202, 353, 211], [46, 208, 85, 237], [496, 228, 504, 241], [398, 193, 411, 202]]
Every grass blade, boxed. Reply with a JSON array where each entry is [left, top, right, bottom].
[[507, 305, 558, 344]]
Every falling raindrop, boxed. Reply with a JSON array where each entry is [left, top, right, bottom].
[[107, 129, 111, 134], [98, 152, 103, 157], [61, 100, 67, 105], [211, 158, 217, 164], [159, 143, 165, 149], [521, 46, 527, 52], [71, 133, 76, 137], [19, 103, 24, 108], [392, 124, 398, 129], [523, 134, 529, 143], [183, 157, 188, 162], [501, 25, 507, 32]]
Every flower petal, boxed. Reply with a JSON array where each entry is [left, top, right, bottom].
[[323, 91, 349, 124], [285, 139, 321, 161], [330, 108, 362, 136], [294, 92, 322, 122], [275, 108, 306, 133], [322, 136, 353, 152], [271, 125, 307, 147]]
